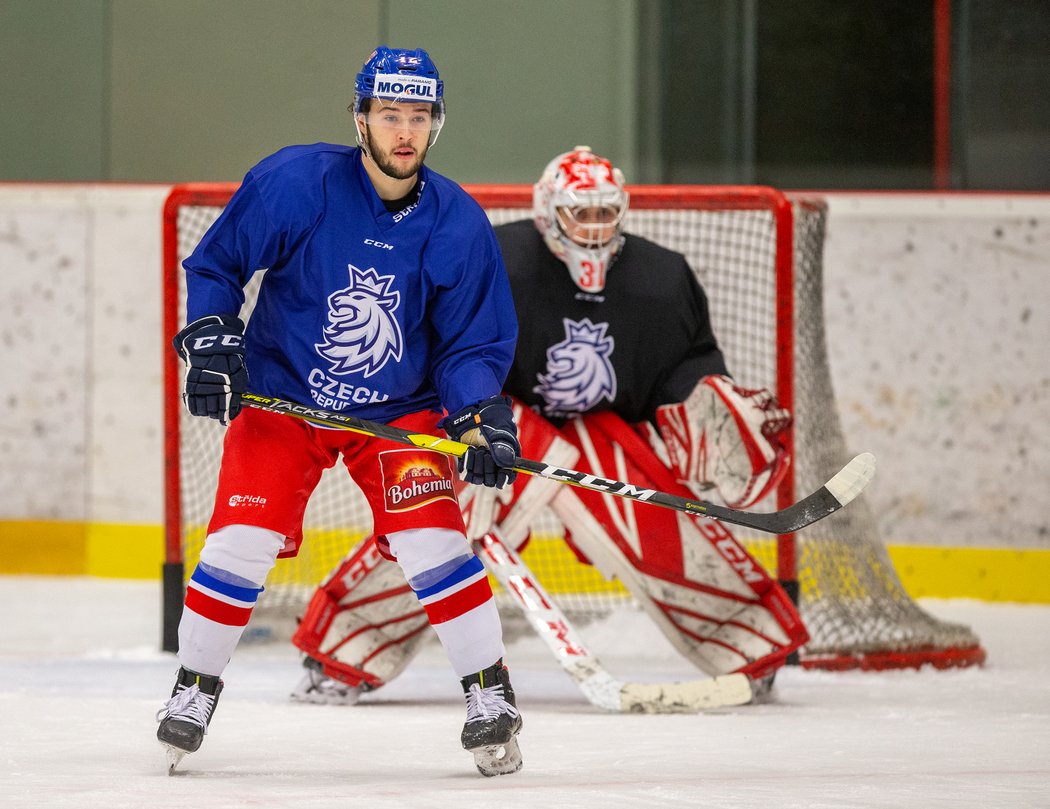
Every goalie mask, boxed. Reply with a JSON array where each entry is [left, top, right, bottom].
[[351, 46, 446, 158], [533, 146, 629, 293]]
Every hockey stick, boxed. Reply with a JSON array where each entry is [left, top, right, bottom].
[[239, 392, 875, 535], [475, 531, 753, 712]]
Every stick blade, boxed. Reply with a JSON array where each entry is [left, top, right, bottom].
[[824, 452, 876, 507], [714, 451, 877, 534], [618, 673, 753, 713]]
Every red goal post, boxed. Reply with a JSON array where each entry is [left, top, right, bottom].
[[162, 181, 985, 671]]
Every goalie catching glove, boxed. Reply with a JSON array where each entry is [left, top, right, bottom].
[[439, 395, 520, 489], [655, 374, 791, 509], [173, 315, 249, 425]]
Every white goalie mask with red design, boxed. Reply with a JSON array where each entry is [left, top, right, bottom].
[[533, 146, 629, 293]]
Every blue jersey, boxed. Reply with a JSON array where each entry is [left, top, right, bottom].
[[183, 144, 517, 422]]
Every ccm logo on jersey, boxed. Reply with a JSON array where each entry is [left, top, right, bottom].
[[364, 238, 394, 250], [374, 74, 437, 101], [191, 334, 242, 351]]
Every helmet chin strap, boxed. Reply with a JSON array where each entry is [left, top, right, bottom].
[[355, 118, 381, 172]]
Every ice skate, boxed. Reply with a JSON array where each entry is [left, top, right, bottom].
[[460, 660, 523, 777], [156, 667, 224, 774], [290, 656, 364, 705]]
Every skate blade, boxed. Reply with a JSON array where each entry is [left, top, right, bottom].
[[471, 737, 523, 777], [163, 744, 188, 776]]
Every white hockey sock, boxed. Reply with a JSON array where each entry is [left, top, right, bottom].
[[429, 598, 505, 679], [387, 527, 505, 678], [177, 525, 284, 676]]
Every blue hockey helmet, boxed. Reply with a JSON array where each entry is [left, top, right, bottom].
[[352, 46, 445, 146]]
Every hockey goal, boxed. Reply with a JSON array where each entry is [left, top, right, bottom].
[[162, 182, 985, 671]]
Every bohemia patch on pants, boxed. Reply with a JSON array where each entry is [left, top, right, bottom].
[[379, 449, 458, 512]]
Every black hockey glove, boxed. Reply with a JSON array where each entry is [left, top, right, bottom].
[[439, 395, 520, 489], [173, 314, 249, 425]]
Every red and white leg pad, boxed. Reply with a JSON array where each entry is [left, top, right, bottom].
[[553, 411, 808, 680], [655, 374, 792, 509], [291, 537, 430, 696]]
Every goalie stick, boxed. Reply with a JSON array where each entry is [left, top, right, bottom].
[[475, 531, 753, 712], [238, 392, 876, 535]]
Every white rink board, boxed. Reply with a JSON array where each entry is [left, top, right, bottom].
[[822, 193, 1050, 547], [0, 185, 169, 525], [0, 186, 1047, 550]]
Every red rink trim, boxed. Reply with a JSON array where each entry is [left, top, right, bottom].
[[185, 588, 254, 627], [421, 577, 493, 625]]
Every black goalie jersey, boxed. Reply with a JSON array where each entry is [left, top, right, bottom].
[[495, 219, 728, 425]]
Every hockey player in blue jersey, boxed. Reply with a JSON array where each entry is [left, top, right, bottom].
[[157, 46, 525, 777]]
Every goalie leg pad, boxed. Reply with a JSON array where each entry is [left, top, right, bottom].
[[291, 537, 431, 693], [552, 411, 807, 678]]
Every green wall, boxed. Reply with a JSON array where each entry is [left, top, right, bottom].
[[0, 0, 642, 184], [387, 0, 641, 182], [108, 0, 382, 182], [5, 1, 1045, 188], [0, 1, 108, 179]]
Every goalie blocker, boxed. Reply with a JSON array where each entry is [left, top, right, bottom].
[[291, 398, 808, 705]]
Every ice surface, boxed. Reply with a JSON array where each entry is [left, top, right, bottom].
[[1, 576, 1047, 808]]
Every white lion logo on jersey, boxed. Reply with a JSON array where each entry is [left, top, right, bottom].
[[534, 318, 616, 415], [315, 264, 402, 377]]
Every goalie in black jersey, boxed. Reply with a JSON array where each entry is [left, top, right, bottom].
[[289, 146, 808, 707]]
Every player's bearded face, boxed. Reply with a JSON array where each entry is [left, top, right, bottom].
[[359, 101, 433, 180]]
